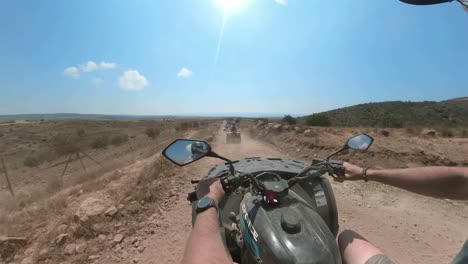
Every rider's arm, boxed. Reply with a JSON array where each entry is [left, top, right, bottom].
[[182, 180, 233, 264], [343, 163, 468, 200]]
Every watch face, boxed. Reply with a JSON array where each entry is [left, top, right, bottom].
[[198, 197, 212, 208]]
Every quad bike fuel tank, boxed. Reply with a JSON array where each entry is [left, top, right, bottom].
[[240, 192, 341, 264]]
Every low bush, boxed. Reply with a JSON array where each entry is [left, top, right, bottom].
[[52, 134, 81, 155], [24, 156, 41, 167], [145, 128, 160, 139], [282, 115, 296, 125], [76, 128, 86, 137], [90, 136, 109, 149], [461, 130, 468, 138], [111, 134, 129, 146], [305, 114, 331, 127], [439, 128, 454, 138]]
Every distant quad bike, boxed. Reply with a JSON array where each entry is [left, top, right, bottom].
[[226, 126, 241, 144], [226, 131, 241, 144]]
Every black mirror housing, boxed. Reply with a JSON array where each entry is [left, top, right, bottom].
[[345, 133, 374, 151], [162, 139, 212, 166]]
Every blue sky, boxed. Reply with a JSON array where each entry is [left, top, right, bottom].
[[0, 0, 467, 116]]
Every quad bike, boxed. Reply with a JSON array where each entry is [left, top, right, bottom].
[[163, 133, 374, 264], [226, 130, 241, 144], [226, 125, 241, 144]]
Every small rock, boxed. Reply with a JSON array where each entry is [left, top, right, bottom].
[[105, 206, 118, 217], [113, 234, 124, 244], [57, 224, 68, 234], [55, 233, 69, 246], [75, 242, 87, 254], [63, 243, 77, 255], [88, 255, 100, 261], [74, 197, 111, 222], [117, 204, 125, 210], [133, 258, 140, 263], [303, 129, 315, 137], [91, 223, 107, 233], [20, 257, 34, 264], [38, 248, 49, 260], [98, 234, 107, 241], [137, 246, 145, 253]]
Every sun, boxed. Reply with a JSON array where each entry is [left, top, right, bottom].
[[214, 0, 249, 14]]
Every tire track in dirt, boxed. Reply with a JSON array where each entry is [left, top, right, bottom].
[[129, 127, 467, 264]]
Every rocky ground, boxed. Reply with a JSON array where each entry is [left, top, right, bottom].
[[1, 122, 467, 264]]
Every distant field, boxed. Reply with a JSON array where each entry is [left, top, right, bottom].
[[0, 119, 212, 170]]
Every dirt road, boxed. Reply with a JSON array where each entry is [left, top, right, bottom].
[[131, 128, 467, 264]]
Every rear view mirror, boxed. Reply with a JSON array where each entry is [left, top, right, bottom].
[[346, 134, 374, 151], [163, 139, 211, 166], [326, 133, 374, 160]]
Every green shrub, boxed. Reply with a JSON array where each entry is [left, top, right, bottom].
[[305, 114, 331, 127], [282, 115, 296, 125], [91, 136, 109, 149], [175, 122, 190, 131], [24, 156, 41, 167], [145, 128, 160, 139]]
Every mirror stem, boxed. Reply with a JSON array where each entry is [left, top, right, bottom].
[[326, 146, 347, 161], [207, 151, 235, 175]]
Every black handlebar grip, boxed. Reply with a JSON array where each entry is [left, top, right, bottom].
[[187, 191, 198, 202], [335, 165, 345, 177]]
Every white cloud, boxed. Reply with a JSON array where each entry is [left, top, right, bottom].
[[80, 61, 99, 72], [119, 69, 148, 90], [92, 77, 104, 85], [80, 60, 116, 72], [275, 0, 288, 6], [99, 61, 116, 70], [177, 67, 193, 78], [63, 66, 80, 79]]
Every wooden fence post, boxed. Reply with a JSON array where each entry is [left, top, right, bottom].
[[1, 156, 14, 197]]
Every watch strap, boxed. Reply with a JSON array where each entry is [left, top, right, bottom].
[[196, 197, 218, 214]]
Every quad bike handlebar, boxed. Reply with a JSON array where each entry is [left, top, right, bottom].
[[186, 159, 346, 203]]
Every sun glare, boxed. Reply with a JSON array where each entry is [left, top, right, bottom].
[[214, 0, 248, 14]]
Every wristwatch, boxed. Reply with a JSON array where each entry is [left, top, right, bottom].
[[196, 196, 218, 214]]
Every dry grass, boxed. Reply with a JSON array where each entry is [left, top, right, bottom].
[[405, 127, 423, 136], [438, 128, 454, 138], [0, 119, 219, 229], [0, 119, 221, 263]]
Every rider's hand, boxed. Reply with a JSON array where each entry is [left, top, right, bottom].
[[196, 178, 225, 203], [338, 162, 365, 182]]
